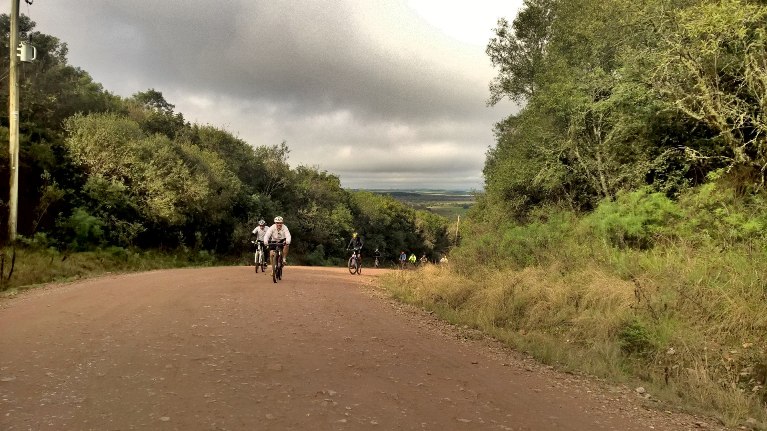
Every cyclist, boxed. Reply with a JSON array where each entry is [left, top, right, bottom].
[[373, 248, 381, 267], [263, 216, 292, 272], [251, 219, 269, 271], [399, 251, 407, 269], [420, 253, 428, 265], [408, 252, 417, 267], [347, 232, 364, 262]]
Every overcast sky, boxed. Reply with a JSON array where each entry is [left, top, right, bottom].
[[25, 0, 522, 190]]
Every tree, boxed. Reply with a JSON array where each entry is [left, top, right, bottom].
[[649, 0, 767, 189], [64, 113, 241, 241], [486, 0, 556, 105], [127, 89, 186, 139], [0, 14, 119, 239]]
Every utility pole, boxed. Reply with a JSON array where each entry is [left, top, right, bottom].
[[7, 0, 20, 242]]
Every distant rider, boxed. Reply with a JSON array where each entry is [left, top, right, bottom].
[[347, 232, 364, 261], [373, 248, 381, 267], [263, 216, 291, 271]]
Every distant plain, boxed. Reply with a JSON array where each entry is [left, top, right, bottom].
[[369, 189, 475, 220]]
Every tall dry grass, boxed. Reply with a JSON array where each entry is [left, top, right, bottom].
[[381, 186, 767, 428]]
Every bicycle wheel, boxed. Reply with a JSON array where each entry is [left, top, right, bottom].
[[348, 256, 357, 274], [357, 259, 361, 275], [277, 262, 282, 280], [272, 252, 278, 283], [255, 249, 261, 273]]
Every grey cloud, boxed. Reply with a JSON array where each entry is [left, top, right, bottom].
[[30, 0, 517, 189], [36, 0, 493, 122]]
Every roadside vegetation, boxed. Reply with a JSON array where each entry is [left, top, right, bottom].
[[0, 15, 450, 291], [384, 0, 767, 427], [0, 245, 221, 295]]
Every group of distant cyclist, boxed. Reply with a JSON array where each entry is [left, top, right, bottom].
[[251, 218, 446, 277], [251, 216, 291, 282]]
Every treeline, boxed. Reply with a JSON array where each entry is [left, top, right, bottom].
[[481, 0, 766, 220], [0, 15, 449, 264]]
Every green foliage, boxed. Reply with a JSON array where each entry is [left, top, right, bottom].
[[64, 113, 242, 229], [486, 0, 555, 104], [452, 207, 577, 274], [58, 207, 105, 250], [0, 246, 227, 293], [675, 177, 767, 247], [587, 189, 681, 249], [618, 320, 655, 356], [649, 0, 767, 186], [0, 15, 120, 241], [349, 191, 450, 261], [16, 232, 54, 250], [483, 0, 767, 217]]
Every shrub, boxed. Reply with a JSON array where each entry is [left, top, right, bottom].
[[587, 189, 680, 249], [618, 320, 655, 356], [304, 245, 328, 266], [676, 180, 767, 248], [58, 208, 105, 251]]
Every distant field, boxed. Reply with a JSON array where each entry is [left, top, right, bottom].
[[369, 189, 475, 221]]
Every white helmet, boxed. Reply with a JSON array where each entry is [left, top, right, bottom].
[[274, 216, 284, 223]]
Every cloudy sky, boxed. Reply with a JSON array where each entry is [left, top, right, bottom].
[[26, 0, 522, 190]]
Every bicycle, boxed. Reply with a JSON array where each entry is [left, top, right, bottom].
[[270, 240, 286, 283], [347, 248, 362, 275], [253, 241, 267, 273]]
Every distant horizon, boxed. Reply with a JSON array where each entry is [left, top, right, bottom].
[[338, 176, 484, 192], [345, 186, 483, 193]]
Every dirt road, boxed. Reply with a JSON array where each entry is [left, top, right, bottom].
[[0, 266, 720, 430]]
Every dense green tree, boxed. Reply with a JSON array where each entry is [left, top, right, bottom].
[[126, 89, 187, 139], [63, 113, 241, 247], [486, 0, 555, 105], [482, 0, 762, 219], [0, 14, 119, 240], [647, 0, 767, 189]]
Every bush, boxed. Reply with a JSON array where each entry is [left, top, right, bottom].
[[58, 208, 105, 251], [618, 320, 655, 356], [676, 180, 767, 248], [587, 189, 680, 249], [17, 232, 55, 250]]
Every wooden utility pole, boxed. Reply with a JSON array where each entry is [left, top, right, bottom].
[[8, 0, 20, 242]]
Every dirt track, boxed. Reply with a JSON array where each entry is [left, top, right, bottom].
[[0, 266, 723, 430]]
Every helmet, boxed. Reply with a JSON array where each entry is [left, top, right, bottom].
[[258, 220, 266, 226], [352, 232, 358, 238], [274, 216, 284, 223]]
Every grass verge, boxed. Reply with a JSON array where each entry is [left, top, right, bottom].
[[0, 246, 224, 295], [380, 232, 767, 429]]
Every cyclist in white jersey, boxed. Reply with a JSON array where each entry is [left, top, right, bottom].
[[263, 216, 292, 269], [251, 219, 268, 244]]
